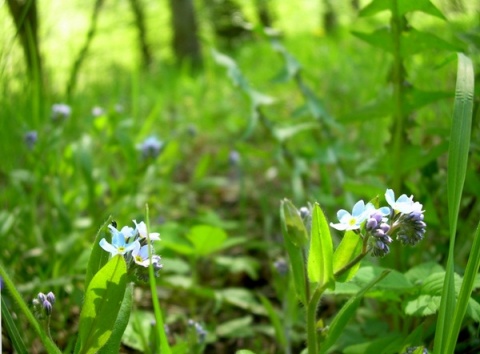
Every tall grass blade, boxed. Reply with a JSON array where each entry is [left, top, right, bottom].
[[434, 53, 474, 354], [0, 264, 61, 354], [1, 295, 28, 354]]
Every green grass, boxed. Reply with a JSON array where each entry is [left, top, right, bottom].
[[1, 1, 480, 353]]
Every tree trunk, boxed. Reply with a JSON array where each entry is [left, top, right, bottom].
[[129, 0, 153, 68], [169, 0, 202, 68], [256, 0, 273, 27], [6, 0, 43, 82], [323, 0, 337, 35]]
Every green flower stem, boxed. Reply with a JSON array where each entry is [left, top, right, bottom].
[[390, 0, 407, 195], [0, 263, 61, 354], [334, 248, 371, 279], [307, 282, 329, 354], [306, 243, 371, 353]]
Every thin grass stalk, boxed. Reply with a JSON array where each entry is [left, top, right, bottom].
[[145, 204, 172, 354], [0, 264, 61, 354]]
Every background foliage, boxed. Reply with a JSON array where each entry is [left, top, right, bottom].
[[1, 0, 479, 352]]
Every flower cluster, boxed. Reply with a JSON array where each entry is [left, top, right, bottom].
[[187, 319, 207, 344], [32, 291, 56, 319], [330, 189, 426, 257], [100, 220, 163, 277], [138, 136, 164, 159]]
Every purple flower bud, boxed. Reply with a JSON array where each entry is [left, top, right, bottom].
[[37, 292, 46, 302], [274, 258, 288, 276], [24, 131, 38, 149], [46, 292, 56, 305], [366, 218, 378, 231], [43, 300, 53, 315]]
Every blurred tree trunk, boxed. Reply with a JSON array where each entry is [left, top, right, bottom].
[[6, 0, 43, 82], [128, 0, 152, 68], [66, 0, 105, 98], [351, 0, 359, 11], [256, 0, 273, 27], [169, 0, 202, 68], [322, 0, 337, 35]]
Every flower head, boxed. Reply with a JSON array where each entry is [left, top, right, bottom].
[[92, 106, 105, 117], [99, 224, 136, 256], [139, 136, 163, 159], [132, 241, 162, 268], [385, 189, 423, 215], [330, 200, 375, 231], [133, 220, 160, 241], [51, 103, 71, 121], [24, 131, 38, 149]]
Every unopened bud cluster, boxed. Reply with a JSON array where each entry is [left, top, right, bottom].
[[32, 291, 56, 319]]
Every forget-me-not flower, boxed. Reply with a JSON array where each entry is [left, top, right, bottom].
[[100, 224, 136, 255], [139, 136, 163, 159], [385, 189, 423, 214], [133, 220, 160, 241], [330, 200, 375, 231], [51, 103, 71, 121], [132, 242, 162, 267]]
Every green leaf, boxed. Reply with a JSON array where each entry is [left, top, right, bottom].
[[447, 222, 480, 351], [280, 200, 307, 304], [353, 29, 459, 57], [97, 283, 134, 354], [211, 49, 249, 91], [77, 255, 128, 354], [333, 231, 362, 282], [1, 296, 28, 354], [401, 30, 461, 57], [280, 199, 309, 247], [258, 294, 287, 348], [274, 122, 318, 142], [435, 53, 474, 354], [85, 217, 112, 289], [216, 316, 254, 338], [236, 350, 257, 354], [307, 204, 334, 288], [404, 295, 442, 316], [360, 0, 446, 20], [186, 225, 228, 257], [320, 270, 391, 354], [216, 288, 266, 315], [352, 28, 393, 53]]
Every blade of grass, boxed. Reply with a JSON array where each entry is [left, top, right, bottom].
[[446, 222, 480, 353], [434, 53, 474, 354], [145, 204, 172, 354], [1, 295, 28, 354], [0, 264, 61, 354]]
